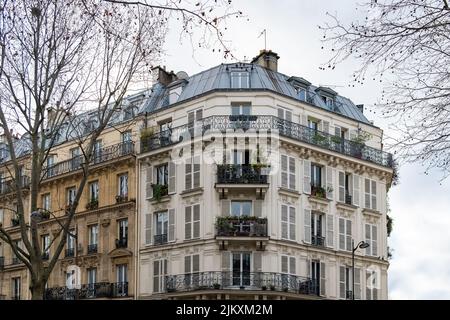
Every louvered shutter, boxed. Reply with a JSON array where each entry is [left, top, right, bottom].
[[188, 111, 195, 124], [281, 256, 288, 273], [371, 180, 377, 210], [289, 157, 296, 190], [185, 206, 192, 240], [196, 109, 203, 121], [281, 155, 288, 188], [338, 171, 345, 203], [221, 252, 230, 271], [221, 200, 230, 216], [323, 121, 330, 134], [364, 178, 371, 209], [372, 225, 378, 256], [281, 205, 288, 239], [185, 159, 192, 190], [193, 255, 200, 273], [303, 160, 311, 194], [145, 213, 152, 245], [193, 156, 201, 188], [301, 114, 307, 126], [339, 266, 346, 299], [254, 200, 263, 217], [193, 204, 200, 239], [326, 214, 334, 248], [334, 126, 341, 137], [168, 161, 176, 194], [278, 108, 284, 119], [365, 224, 371, 255], [354, 268, 361, 299], [353, 175, 360, 206], [145, 166, 153, 199], [184, 256, 191, 274], [339, 218, 345, 250], [304, 208, 311, 244], [346, 220, 352, 251], [289, 206, 296, 240], [326, 166, 334, 199], [320, 262, 326, 296], [289, 257, 296, 274], [168, 208, 175, 242], [253, 252, 262, 272]]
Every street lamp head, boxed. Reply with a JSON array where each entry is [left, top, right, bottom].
[[359, 242, 370, 249]]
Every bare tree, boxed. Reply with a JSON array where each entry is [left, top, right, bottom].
[[0, 0, 240, 299], [320, 0, 450, 178]]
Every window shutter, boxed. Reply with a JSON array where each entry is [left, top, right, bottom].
[[303, 159, 311, 194], [168, 161, 176, 194], [168, 209, 175, 242], [185, 206, 192, 240], [353, 175, 360, 206], [253, 252, 262, 272], [366, 271, 371, 300], [338, 171, 345, 203], [193, 204, 200, 239], [188, 111, 195, 124], [221, 252, 230, 271], [192, 255, 200, 273], [372, 225, 378, 256], [289, 157, 296, 190], [334, 126, 341, 137], [323, 121, 330, 134], [326, 214, 334, 248], [364, 224, 371, 255], [306, 259, 311, 278], [185, 159, 192, 190], [326, 166, 334, 199], [339, 218, 345, 250], [289, 206, 296, 240], [184, 256, 191, 274], [320, 262, 326, 296], [354, 268, 361, 299], [281, 256, 288, 273], [145, 213, 152, 245], [254, 200, 263, 217], [196, 109, 203, 121], [346, 219, 352, 251], [278, 108, 284, 119], [339, 266, 346, 299], [153, 261, 160, 293], [286, 110, 292, 122], [289, 257, 296, 275], [301, 114, 307, 126], [193, 156, 201, 188], [281, 155, 288, 188], [364, 178, 371, 209], [221, 199, 230, 216], [281, 205, 288, 239], [304, 208, 311, 244], [145, 166, 153, 199], [371, 180, 377, 210]]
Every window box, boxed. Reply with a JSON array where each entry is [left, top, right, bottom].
[[86, 199, 99, 210], [152, 184, 168, 202], [115, 194, 128, 203]]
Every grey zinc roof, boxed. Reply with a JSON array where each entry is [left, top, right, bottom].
[[140, 63, 370, 124]]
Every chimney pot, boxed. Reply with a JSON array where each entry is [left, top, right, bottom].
[[251, 49, 280, 72]]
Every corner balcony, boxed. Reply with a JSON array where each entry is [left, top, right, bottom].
[[215, 216, 269, 251], [44, 282, 128, 300], [42, 141, 135, 180], [0, 175, 30, 196], [215, 164, 269, 199], [165, 271, 318, 298], [140, 115, 393, 168]]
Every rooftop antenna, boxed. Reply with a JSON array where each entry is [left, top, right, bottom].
[[258, 29, 267, 50]]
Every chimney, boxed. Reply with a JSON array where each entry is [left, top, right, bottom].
[[356, 104, 364, 113], [251, 49, 280, 72], [152, 66, 178, 86]]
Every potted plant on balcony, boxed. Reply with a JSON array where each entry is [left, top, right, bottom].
[[86, 198, 99, 210], [40, 209, 51, 220], [152, 184, 168, 202], [213, 283, 221, 290], [115, 194, 128, 203], [312, 132, 328, 146], [311, 185, 326, 198], [330, 135, 342, 145], [140, 127, 155, 152], [350, 131, 371, 158]]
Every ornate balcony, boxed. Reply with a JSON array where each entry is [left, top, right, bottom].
[[87, 244, 98, 254], [217, 165, 268, 184], [154, 234, 168, 245], [216, 217, 268, 250], [44, 282, 128, 300], [65, 248, 75, 258], [0, 175, 30, 196], [311, 235, 325, 247], [42, 141, 135, 180], [165, 271, 317, 297], [140, 115, 393, 168], [115, 238, 128, 249]]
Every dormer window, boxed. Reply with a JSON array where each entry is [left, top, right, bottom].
[[123, 105, 136, 121], [168, 86, 182, 105], [321, 95, 334, 108], [85, 115, 98, 133], [231, 71, 249, 89]]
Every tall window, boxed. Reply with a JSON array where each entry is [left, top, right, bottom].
[[232, 252, 251, 286], [12, 277, 21, 300], [184, 254, 200, 287], [41, 234, 50, 260], [340, 266, 361, 299], [311, 260, 322, 295], [185, 204, 200, 240], [365, 224, 378, 256], [87, 267, 97, 297], [231, 71, 249, 89], [66, 187, 76, 206], [46, 155, 55, 177], [281, 204, 296, 241], [70, 147, 81, 169], [281, 255, 296, 291], [42, 193, 51, 211], [231, 103, 251, 115], [364, 178, 377, 210], [118, 174, 128, 197], [311, 213, 324, 246], [280, 155, 296, 190], [308, 119, 319, 132], [154, 211, 168, 244], [66, 269, 76, 289], [118, 219, 128, 248], [185, 156, 200, 190], [93, 140, 102, 162], [156, 164, 168, 186], [89, 181, 99, 202], [296, 87, 307, 101], [66, 229, 75, 257], [366, 269, 379, 300], [338, 218, 352, 251], [153, 259, 167, 293], [88, 224, 98, 253], [116, 264, 128, 296], [231, 201, 252, 217], [311, 164, 322, 188]]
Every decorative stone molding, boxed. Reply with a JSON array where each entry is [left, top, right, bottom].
[[101, 218, 111, 227], [308, 196, 330, 212]]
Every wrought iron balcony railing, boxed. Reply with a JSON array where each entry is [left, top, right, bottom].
[[65, 248, 75, 258], [42, 141, 135, 180], [0, 176, 30, 196], [140, 115, 393, 168], [311, 235, 325, 247], [165, 271, 317, 296], [216, 217, 268, 237], [345, 193, 352, 205], [44, 282, 128, 300], [115, 238, 128, 249], [217, 165, 268, 184], [154, 234, 168, 245], [346, 290, 353, 300], [87, 244, 98, 254]]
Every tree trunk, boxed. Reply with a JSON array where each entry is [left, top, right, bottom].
[[30, 281, 45, 300]]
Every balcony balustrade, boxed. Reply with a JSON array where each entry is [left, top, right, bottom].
[[217, 165, 268, 185], [0, 176, 30, 196], [44, 282, 128, 300], [154, 234, 168, 245], [216, 217, 268, 238], [311, 235, 326, 247], [115, 238, 128, 249], [87, 244, 98, 254], [65, 248, 75, 258]]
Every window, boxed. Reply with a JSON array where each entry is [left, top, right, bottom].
[[232, 149, 250, 165], [311, 260, 326, 296], [66, 269, 76, 289], [154, 211, 168, 245], [185, 156, 200, 190], [0, 144, 8, 161], [281, 204, 296, 241], [41, 234, 50, 260], [0, 208, 3, 227], [118, 219, 128, 248], [118, 174, 128, 197], [321, 95, 334, 107], [66, 187, 76, 206], [281, 255, 296, 275], [340, 266, 361, 299], [116, 264, 128, 296], [88, 224, 98, 253], [338, 172, 353, 204], [280, 155, 296, 190], [185, 204, 200, 240], [123, 103, 137, 120], [311, 164, 322, 188], [308, 119, 319, 132], [364, 178, 377, 210], [366, 269, 379, 300], [46, 155, 55, 173], [168, 86, 183, 105], [120, 131, 133, 154], [277, 108, 293, 135], [232, 252, 251, 286], [281, 255, 296, 291], [12, 277, 21, 300], [231, 103, 251, 115], [311, 212, 324, 246], [156, 163, 168, 186], [87, 268, 97, 296], [66, 229, 75, 256], [153, 259, 167, 293], [187, 109, 203, 137], [184, 254, 200, 287], [231, 71, 249, 89], [42, 193, 51, 211], [70, 147, 81, 170], [365, 224, 378, 256], [121, 131, 132, 143], [296, 87, 307, 101], [338, 218, 352, 251], [231, 201, 252, 217], [89, 181, 99, 202]]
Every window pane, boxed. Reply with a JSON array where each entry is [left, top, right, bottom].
[[242, 202, 252, 216], [242, 105, 251, 115], [231, 202, 241, 216]]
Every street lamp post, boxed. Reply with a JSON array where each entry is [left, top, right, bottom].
[[352, 240, 370, 300]]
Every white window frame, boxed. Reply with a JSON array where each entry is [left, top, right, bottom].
[[281, 204, 296, 241], [280, 155, 296, 190], [338, 218, 352, 251], [364, 178, 377, 210], [153, 259, 167, 293], [42, 193, 51, 211], [67, 187, 76, 205], [365, 223, 378, 256], [231, 71, 249, 89], [89, 181, 99, 202], [118, 173, 128, 197], [185, 204, 200, 240], [88, 224, 98, 246]]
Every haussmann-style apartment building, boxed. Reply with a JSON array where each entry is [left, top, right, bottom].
[[0, 49, 394, 300]]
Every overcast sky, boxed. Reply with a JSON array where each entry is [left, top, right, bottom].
[[161, 0, 450, 299]]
